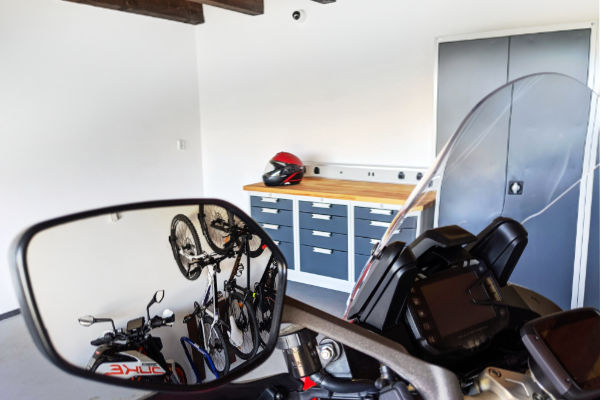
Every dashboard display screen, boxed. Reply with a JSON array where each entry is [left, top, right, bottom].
[[420, 271, 496, 337], [539, 312, 600, 391]]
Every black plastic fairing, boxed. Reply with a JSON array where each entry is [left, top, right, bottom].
[[346, 242, 417, 328], [467, 217, 528, 286]]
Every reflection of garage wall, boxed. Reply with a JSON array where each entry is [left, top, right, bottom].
[[26, 205, 272, 380]]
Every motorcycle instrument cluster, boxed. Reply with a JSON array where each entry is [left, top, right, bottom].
[[406, 267, 508, 355], [522, 308, 600, 400]]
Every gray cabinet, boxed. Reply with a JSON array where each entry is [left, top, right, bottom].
[[436, 28, 593, 309]]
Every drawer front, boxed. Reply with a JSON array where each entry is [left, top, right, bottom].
[[355, 254, 371, 282], [273, 240, 294, 267], [251, 206, 293, 226], [299, 201, 347, 217], [300, 229, 348, 252], [355, 236, 380, 256], [354, 206, 396, 223], [355, 229, 417, 255], [300, 245, 348, 280], [400, 216, 417, 229], [250, 196, 292, 210], [299, 212, 348, 234], [354, 218, 392, 238], [258, 223, 293, 243]]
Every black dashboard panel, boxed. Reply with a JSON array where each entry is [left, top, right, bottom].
[[406, 266, 508, 356]]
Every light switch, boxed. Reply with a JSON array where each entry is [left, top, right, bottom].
[[177, 139, 187, 150]]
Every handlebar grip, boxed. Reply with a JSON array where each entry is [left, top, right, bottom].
[[91, 333, 113, 346], [164, 314, 175, 324]]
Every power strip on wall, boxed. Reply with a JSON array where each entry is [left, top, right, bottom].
[[304, 162, 428, 185]]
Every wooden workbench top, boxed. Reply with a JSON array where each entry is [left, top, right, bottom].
[[243, 177, 435, 209]]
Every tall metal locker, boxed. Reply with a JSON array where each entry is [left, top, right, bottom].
[[436, 38, 510, 154], [436, 29, 592, 309]]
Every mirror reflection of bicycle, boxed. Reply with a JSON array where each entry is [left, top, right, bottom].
[[168, 207, 273, 378]]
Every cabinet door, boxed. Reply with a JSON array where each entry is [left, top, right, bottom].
[[503, 75, 591, 309], [507, 29, 590, 83], [436, 37, 510, 153]]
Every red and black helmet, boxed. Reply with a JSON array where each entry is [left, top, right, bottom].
[[262, 152, 306, 186]]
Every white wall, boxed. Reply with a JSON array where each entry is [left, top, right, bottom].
[[196, 0, 598, 209], [0, 0, 203, 313]]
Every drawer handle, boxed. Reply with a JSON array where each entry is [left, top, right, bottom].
[[312, 214, 332, 221], [262, 223, 279, 230], [312, 230, 332, 238], [273, 240, 280, 245], [370, 221, 390, 228], [369, 208, 392, 216], [369, 239, 380, 245], [312, 202, 332, 209], [313, 247, 333, 255], [260, 197, 278, 203], [261, 208, 279, 214]]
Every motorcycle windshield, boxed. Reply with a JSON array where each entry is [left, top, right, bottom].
[[346, 73, 600, 315]]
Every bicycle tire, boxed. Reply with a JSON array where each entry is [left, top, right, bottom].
[[199, 204, 234, 255], [200, 315, 230, 376], [228, 291, 259, 360], [232, 214, 265, 258], [170, 214, 203, 280], [255, 292, 275, 347]]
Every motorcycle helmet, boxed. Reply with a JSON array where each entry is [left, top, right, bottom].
[[262, 152, 306, 186]]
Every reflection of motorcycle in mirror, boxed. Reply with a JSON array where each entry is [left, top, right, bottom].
[[78, 290, 187, 384]]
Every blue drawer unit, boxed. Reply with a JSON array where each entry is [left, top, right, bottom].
[[250, 196, 293, 211], [355, 253, 371, 281], [300, 229, 348, 252], [251, 206, 293, 226], [399, 216, 417, 229], [299, 212, 348, 234], [300, 245, 348, 280], [355, 206, 396, 222], [355, 236, 379, 256], [274, 240, 294, 267], [299, 201, 348, 217], [258, 223, 293, 243], [395, 228, 417, 244], [355, 218, 392, 238], [355, 229, 417, 254]]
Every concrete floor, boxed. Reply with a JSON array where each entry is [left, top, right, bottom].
[[0, 281, 348, 399]]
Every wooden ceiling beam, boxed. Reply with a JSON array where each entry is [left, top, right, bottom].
[[189, 0, 263, 16], [63, 0, 206, 24]]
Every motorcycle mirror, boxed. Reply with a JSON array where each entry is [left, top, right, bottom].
[[78, 315, 95, 327], [10, 199, 287, 392]]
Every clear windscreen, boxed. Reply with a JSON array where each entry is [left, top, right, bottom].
[[346, 73, 600, 315]]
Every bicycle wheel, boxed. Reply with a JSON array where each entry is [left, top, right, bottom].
[[170, 214, 202, 280], [199, 204, 234, 255], [255, 291, 275, 347], [232, 214, 265, 258], [228, 291, 259, 360], [200, 315, 230, 376]]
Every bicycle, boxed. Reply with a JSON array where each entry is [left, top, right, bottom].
[[252, 254, 279, 348], [198, 205, 262, 359]]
